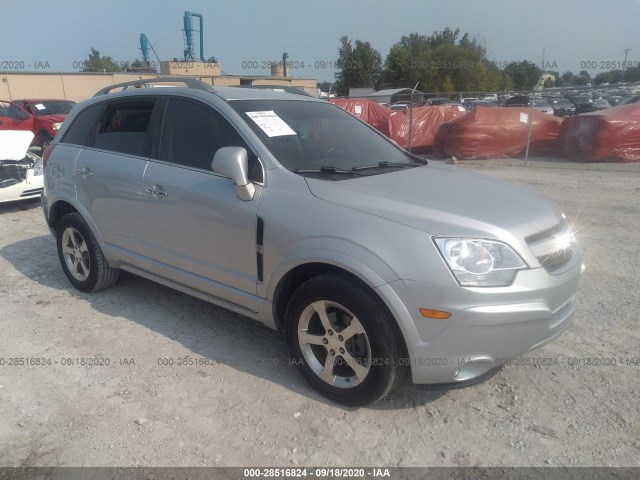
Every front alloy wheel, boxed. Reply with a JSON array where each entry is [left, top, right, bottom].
[[286, 274, 405, 406], [298, 300, 371, 388]]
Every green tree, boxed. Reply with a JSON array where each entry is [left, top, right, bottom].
[[594, 71, 615, 85], [503, 61, 542, 90], [573, 70, 592, 85], [426, 27, 460, 48], [333, 36, 383, 95], [380, 35, 438, 91], [622, 64, 640, 82], [560, 71, 574, 86], [317, 81, 333, 92], [80, 47, 124, 72], [379, 29, 498, 93]]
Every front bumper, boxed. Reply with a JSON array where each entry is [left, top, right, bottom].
[[0, 171, 43, 203], [376, 259, 583, 385]]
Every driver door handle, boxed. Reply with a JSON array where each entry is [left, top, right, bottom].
[[76, 167, 93, 177], [145, 185, 168, 198]]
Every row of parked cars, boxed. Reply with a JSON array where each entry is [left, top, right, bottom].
[[421, 86, 640, 116], [0, 98, 75, 203]]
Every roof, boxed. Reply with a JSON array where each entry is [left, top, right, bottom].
[[79, 86, 321, 105], [349, 88, 375, 97], [369, 88, 424, 96], [213, 86, 321, 101], [13, 98, 73, 102]]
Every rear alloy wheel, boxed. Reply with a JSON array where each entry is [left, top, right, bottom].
[[56, 212, 119, 292], [61, 227, 91, 282], [285, 274, 404, 406]]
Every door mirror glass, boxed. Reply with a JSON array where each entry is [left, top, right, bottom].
[[211, 146, 255, 201]]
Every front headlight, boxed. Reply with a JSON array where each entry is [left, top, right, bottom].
[[52, 122, 63, 131], [434, 238, 528, 287]]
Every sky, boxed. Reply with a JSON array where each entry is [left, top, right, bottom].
[[1, 0, 639, 82]]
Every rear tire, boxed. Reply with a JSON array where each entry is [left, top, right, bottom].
[[56, 212, 119, 292], [285, 274, 404, 406]]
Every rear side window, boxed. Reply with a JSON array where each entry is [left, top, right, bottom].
[[159, 98, 262, 181], [92, 100, 156, 156], [60, 104, 103, 146]]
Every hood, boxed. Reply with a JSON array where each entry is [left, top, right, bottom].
[[0, 130, 35, 160], [305, 163, 563, 240], [38, 114, 67, 123]]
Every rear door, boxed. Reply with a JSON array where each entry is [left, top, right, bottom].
[[75, 97, 160, 259], [140, 96, 263, 310], [0, 101, 33, 131]]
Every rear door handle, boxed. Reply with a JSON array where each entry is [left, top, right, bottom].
[[76, 167, 93, 177], [145, 185, 168, 198]]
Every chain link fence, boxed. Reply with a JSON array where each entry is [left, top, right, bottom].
[[329, 84, 640, 164]]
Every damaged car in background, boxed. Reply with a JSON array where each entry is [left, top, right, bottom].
[[0, 130, 44, 203]]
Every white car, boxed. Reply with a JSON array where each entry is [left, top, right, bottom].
[[0, 130, 44, 203]]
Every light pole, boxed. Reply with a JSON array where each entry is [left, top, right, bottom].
[[621, 48, 631, 83]]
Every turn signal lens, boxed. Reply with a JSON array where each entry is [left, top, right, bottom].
[[419, 308, 451, 319]]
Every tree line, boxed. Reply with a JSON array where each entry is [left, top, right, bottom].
[[326, 28, 640, 95]]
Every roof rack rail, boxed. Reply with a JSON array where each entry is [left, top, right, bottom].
[[235, 84, 314, 97], [93, 76, 215, 97]]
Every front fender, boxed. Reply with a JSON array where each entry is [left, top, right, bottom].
[[258, 246, 398, 301]]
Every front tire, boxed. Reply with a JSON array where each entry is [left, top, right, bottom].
[[39, 133, 53, 154], [285, 274, 404, 406], [56, 212, 119, 292]]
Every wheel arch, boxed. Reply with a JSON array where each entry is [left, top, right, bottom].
[[48, 199, 105, 247], [269, 260, 409, 364], [38, 129, 53, 143]]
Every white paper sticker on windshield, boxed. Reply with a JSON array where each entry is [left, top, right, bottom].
[[458, 106, 466, 112], [519, 112, 529, 124], [246, 111, 296, 137], [354, 105, 362, 115], [34, 103, 46, 111]]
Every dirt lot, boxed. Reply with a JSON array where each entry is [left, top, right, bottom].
[[0, 158, 638, 468]]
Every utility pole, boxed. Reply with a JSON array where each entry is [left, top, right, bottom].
[[621, 48, 631, 83]]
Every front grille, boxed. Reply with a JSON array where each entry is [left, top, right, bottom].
[[525, 221, 574, 274]]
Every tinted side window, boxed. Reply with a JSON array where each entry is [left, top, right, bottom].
[[159, 98, 262, 181], [0, 102, 27, 120], [92, 100, 155, 156], [60, 104, 103, 146]]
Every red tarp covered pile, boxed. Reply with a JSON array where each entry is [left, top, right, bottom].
[[387, 105, 467, 152], [560, 104, 640, 162], [329, 98, 391, 136], [434, 107, 565, 160]]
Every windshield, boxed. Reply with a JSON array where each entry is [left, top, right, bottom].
[[230, 99, 419, 176], [30, 101, 75, 116]]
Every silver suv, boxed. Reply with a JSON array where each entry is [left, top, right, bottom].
[[42, 78, 583, 406]]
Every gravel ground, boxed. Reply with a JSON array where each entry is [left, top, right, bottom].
[[0, 158, 638, 467]]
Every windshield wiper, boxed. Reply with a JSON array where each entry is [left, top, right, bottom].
[[294, 166, 361, 176], [351, 161, 420, 172]]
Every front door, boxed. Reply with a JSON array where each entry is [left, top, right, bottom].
[[141, 97, 262, 310], [0, 101, 33, 131]]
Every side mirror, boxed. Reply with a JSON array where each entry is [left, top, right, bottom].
[[211, 146, 256, 201]]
